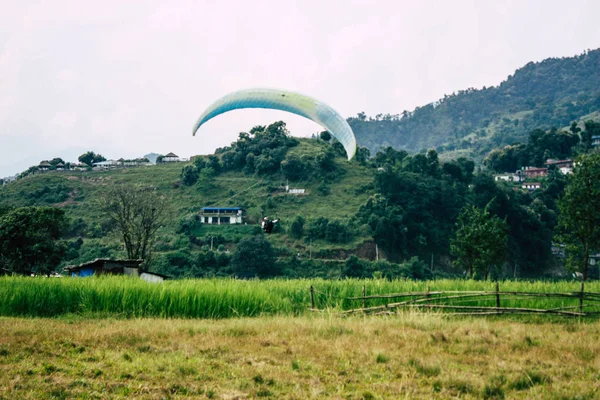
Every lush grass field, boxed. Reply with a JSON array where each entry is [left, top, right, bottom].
[[1, 314, 599, 399], [2, 277, 598, 319]]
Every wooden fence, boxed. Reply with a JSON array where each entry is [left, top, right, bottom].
[[309, 282, 600, 317]]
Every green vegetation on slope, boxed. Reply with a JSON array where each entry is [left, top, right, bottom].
[[2, 117, 598, 280], [349, 48, 600, 160], [0, 135, 376, 277]]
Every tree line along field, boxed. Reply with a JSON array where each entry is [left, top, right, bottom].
[[1, 314, 599, 399], [2, 276, 599, 319]]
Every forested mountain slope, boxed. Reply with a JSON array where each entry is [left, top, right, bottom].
[[349, 48, 600, 159]]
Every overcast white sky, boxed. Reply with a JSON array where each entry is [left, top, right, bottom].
[[1, 0, 599, 177]]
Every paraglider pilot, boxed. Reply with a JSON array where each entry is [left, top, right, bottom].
[[262, 216, 278, 234]]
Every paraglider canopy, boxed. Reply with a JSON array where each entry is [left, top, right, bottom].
[[193, 88, 357, 160]]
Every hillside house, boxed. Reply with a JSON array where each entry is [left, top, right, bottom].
[[55, 162, 65, 171], [285, 185, 306, 194], [162, 152, 180, 162], [140, 271, 169, 283], [64, 259, 144, 277], [522, 166, 548, 178], [64, 258, 169, 282], [494, 173, 523, 183], [73, 163, 88, 171], [545, 159, 574, 174], [200, 207, 243, 224], [522, 182, 541, 191], [593, 136, 600, 147], [117, 158, 151, 167], [93, 160, 117, 170]]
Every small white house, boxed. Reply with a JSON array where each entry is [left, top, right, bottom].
[[545, 159, 574, 174], [494, 173, 523, 183], [285, 185, 306, 194], [93, 160, 118, 170], [140, 272, 168, 283], [522, 182, 541, 191], [200, 207, 243, 224], [559, 167, 573, 174], [72, 163, 88, 171]]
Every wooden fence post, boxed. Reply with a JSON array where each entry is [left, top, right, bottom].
[[580, 281, 585, 314], [310, 285, 315, 309], [426, 286, 431, 310], [362, 285, 366, 309], [495, 281, 501, 310]]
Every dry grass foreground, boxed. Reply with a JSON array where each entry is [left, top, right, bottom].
[[1, 314, 599, 399]]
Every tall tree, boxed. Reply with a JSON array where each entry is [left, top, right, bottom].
[[78, 151, 106, 166], [230, 235, 277, 278], [581, 120, 600, 150], [451, 204, 508, 279], [0, 206, 67, 275], [557, 153, 600, 280], [101, 186, 169, 263]]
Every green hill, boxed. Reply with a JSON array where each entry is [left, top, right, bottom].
[[350, 48, 600, 160], [0, 137, 376, 276]]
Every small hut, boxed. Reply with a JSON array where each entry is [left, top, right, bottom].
[[64, 259, 144, 277], [38, 161, 52, 171], [162, 152, 180, 162]]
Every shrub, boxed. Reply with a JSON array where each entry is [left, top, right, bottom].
[[231, 235, 278, 278], [344, 256, 370, 278], [289, 215, 305, 238], [181, 165, 199, 186]]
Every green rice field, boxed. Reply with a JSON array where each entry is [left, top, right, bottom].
[[2, 277, 599, 319]]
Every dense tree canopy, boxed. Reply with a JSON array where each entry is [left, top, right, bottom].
[[557, 153, 600, 280], [78, 151, 106, 166], [484, 127, 580, 172], [451, 205, 508, 279], [349, 49, 600, 158], [0, 206, 67, 275], [230, 235, 277, 278]]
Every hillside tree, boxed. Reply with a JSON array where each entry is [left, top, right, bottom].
[[0, 206, 67, 275], [181, 165, 199, 186], [230, 235, 277, 278], [451, 204, 508, 279], [557, 153, 600, 280], [581, 120, 600, 150], [78, 151, 106, 166], [101, 186, 169, 263], [289, 215, 305, 238]]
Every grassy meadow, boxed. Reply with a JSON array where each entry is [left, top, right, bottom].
[[3, 277, 600, 398], [1, 314, 600, 399], [2, 276, 599, 319]]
